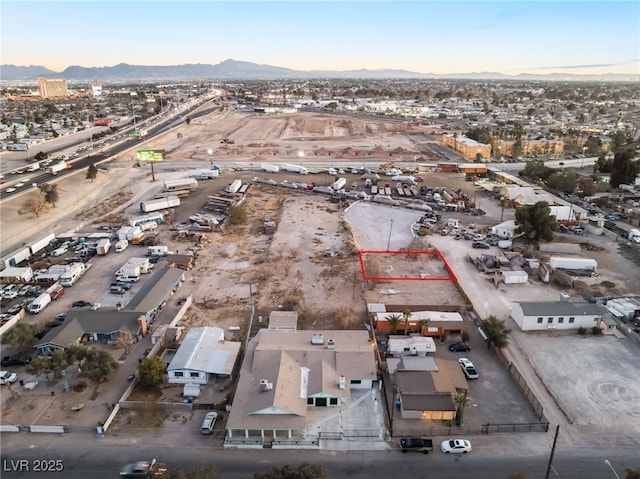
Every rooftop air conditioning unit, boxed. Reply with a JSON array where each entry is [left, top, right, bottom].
[[327, 338, 335, 350], [259, 379, 273, 392]]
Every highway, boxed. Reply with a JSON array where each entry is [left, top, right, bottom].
[[0, 99, 217, 203]]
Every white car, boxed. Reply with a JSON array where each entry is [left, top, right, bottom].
[[441, 438, 472, 454], [458, 357, 479, 379], [5, 187, 17, 193], [0, 371, 18, 385]]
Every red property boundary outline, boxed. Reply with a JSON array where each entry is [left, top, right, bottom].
[[358, 250, 458, 282]]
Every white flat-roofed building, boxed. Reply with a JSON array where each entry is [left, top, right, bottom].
[[166, 326, 241, 384]]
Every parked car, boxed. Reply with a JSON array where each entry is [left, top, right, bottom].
[[448, 342, 471, 352], [459, 357, 479, 379], [0, 371, 18, 385], [441, 438, 472, 454], [399, 437, 434, 454], [472, 242, 491, 249], [72, 300, 92, 308], [50, 287, 64, 300], [1, 354, 32, 367], [200, 411, 218, 435], [119, 459, 167, 478], [110, 286, 126, 295]]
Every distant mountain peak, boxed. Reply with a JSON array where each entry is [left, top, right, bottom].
[[0, 60, 637, 82]]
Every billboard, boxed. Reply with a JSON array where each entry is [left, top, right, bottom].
[[136, 150, 165, 162]]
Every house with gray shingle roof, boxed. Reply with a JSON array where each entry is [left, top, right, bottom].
[[225, 329, 377, 442]]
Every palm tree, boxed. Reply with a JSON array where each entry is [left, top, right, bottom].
[[481, 315, 511, 349], [385, 314, 402, 334], [452, 390, 470, 425], [402, 310, 413, 335], [418, 319, 430, 336]]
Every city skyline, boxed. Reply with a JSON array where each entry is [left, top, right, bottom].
[[2, 1, 639, 76]]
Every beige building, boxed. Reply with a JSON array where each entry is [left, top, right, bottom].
[[38, 77, 69, 99], [442, 134, 492, 161], [495, 138, 564, 157]]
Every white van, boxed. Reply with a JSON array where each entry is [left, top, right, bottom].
[[28, 293, 52, 314]]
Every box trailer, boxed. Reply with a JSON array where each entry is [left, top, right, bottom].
[[225, 179, 242, 194], [140, 196, 181, 213], [1, 246, 31, 268], [163, 178, 198, 192], [260, 163, 280, 173], [281, 163, 308, 175], [331, 177, 347, 192], [114, 239, 129, 252], [188, 169, 218, 179], [48, 161, 71, 175], [549, 256, 597, 271], [501, 270, 529, 284], [96, 238, 111, 255], [28, 233, 56, 255]]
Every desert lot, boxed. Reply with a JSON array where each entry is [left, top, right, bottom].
[[1, 111, 639, 448]]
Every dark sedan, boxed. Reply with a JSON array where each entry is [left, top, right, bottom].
[[1, 354, 32, 367], [448, 342, 471, 352]]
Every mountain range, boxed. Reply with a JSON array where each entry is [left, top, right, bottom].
[[1, 59, 638, 82]]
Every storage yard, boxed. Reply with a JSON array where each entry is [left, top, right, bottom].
[[1, 111, 639, 447]]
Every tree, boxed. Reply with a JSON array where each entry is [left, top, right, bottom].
[[481, 315, 511, 349], [86, 164, 98, 182], [138, 356, 165, 388], [250, 463, 331, 479], [227, 205, 247, 225], [546, 171, 579, 194], [26, 350, 69, 381], [385, 314, 402, 334], [66, 344, 89, 370], [163, 464, 220, 479], [185, 116, 191, 125], [20, 194, 50, 218], [1, 322, 39, 350], [626, 468, 640, 479], [521, 160, 554, 181], [38, 184, 60, 207], [418, 319, 430, 335], [610, 150, 640, 188], [452, 390, 470, 424], [465, 126, 492, 145], [80, 347, 118, 383], [515, 201, 556, 243], [34, 151, 48, 161], [402, 310, 413, 335]]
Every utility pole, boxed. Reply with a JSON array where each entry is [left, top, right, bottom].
[[544, 425, 560, 479]]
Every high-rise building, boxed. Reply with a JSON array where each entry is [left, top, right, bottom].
[[38, 77, 69, 99]]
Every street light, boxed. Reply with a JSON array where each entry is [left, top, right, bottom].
[[386, 219, 394, 251], [604, 459, 620, 479], [207, 148, 214, 170]]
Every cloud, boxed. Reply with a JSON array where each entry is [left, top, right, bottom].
[[536, 60, 639, 70]]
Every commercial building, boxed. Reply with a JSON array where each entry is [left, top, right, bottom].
[[511, 301, 616, 332], [38, 78, 69, 99]]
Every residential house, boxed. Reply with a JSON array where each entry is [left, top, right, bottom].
[[166, 326, 241, 384], [225, 329, 377, 443]]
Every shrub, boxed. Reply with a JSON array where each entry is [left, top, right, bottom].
[[577, 327, 587, 335], [591, 326, 603, 335]]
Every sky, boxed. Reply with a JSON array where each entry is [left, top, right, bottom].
[[2, 1, 639, 76]]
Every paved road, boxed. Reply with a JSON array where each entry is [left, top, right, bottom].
[[0, 442, 637, 478]]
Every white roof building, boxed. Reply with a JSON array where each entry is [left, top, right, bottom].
[[166, 326, 241, 384]]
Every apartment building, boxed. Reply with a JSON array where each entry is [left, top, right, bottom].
[[441, 134, 492, 161]]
